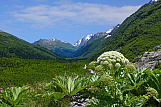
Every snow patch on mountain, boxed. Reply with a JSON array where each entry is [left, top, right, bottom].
[[105, 25, 120, 39], [105, 35, 112, 39], [104, 27, 114, 38], [149, 0, 159, 3], [73, 25, 120, 47], [61, 41, 68, 43], [73, 34, 93, 47], [74, 39, 82, 47], [106, 28, 114, 34], [34, 38, 70, 45], [52, 38, 56, 41]]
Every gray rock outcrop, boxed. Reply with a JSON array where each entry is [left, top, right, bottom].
[[134, 49, 161, 69]]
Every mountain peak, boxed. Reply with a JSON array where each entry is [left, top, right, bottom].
[[106, 28, 114, 34], [35, 38, 70, 44], [73, 34, 93, 47], [52, 38, 56, 41], [0, 30, 4, 32], [149, 0, 159, 3], [73, 25, 120, 47]]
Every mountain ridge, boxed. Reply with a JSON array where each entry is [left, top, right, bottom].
[[73, 34, 93, 47], [33, 25, 119, 57], [87, 1, 161, 62], [33, 38, 78, 57], [0, 31, 63, 59], [72, 24, 120, 59], [149, 0, 159, 3]]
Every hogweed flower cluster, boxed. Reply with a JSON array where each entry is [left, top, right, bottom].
[[95, 65, 105, 72], [88, 61, 97, 70], [97, 51, 129, 67], [146, 87, 159, 98], [124, 62, 136, 72], [100, 74, 114, 86], [88, 51, 130, 72]]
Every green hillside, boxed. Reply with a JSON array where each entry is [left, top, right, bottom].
[[73, 36, 108, 59], [73, 25, 119, 60], [88, 1, 161, 62], [33, 39, 78, 57], [0, 32, 62, 59]]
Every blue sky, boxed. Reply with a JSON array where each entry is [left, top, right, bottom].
[[0, 0, 150, 44]]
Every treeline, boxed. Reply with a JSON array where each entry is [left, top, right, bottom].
[[0, 58, 90, 89]]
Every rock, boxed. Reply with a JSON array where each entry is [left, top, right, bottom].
[[115, 47, 122, 52], [153, 45, 161, 49], [69, 98, 89, 107], [134, 50, 161, 69]]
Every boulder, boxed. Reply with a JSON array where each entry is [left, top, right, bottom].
[[135, 50, 161, 69]]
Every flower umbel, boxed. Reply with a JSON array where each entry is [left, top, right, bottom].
[[146, 87, 159, 98], [88, 51, 130, 74], [97, 51, 129, 70], [124, 62, 136, 72], [88, 61, 97, 70], [115, 63, 121, 68], [100, 74, 114, 86], [95, 65, 105, 72]]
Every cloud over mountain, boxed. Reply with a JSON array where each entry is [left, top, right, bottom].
[[13, 1, 141, 28]]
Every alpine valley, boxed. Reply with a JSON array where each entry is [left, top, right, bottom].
[[0, 0, 161, 107], [33, 24, 119, 57], [4, 0, 161, 62]]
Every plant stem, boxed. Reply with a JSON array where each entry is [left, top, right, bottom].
[[61, 96, 71, 107]]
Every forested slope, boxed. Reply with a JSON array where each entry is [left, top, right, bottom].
[[73, 36, 108, 59], [72, 25, 119, 59], [88, 1, 161, 62], [0, 32, 62, 59]]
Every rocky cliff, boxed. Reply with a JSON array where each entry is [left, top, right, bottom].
[[135, 45, 161, 70]]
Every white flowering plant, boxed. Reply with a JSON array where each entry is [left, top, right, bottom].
[[88, 51, 130, 73], [86, 51, 161, 107]]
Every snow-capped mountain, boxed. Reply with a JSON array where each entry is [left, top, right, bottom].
[[106, 27, 114, 34], [74, 24, 120, 47], [105, 24, 120, 38], [149, 0, 159, 3], [73, 24, 120, 58], [33, 24, 120, 57], [73, 34, 93, 47], [33, 38, 70, 45]]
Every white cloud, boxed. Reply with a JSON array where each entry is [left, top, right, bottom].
[[13, 2, 141, 28]]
